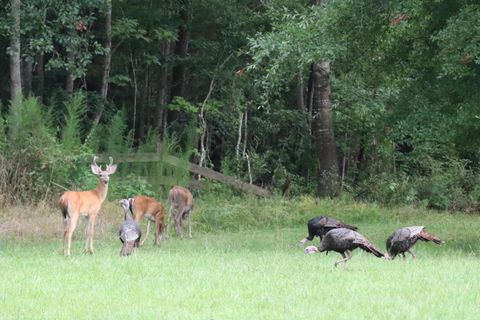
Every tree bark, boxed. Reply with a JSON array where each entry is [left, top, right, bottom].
[[155, 43, 170, 136], [9, 0, 22, 101], [21, 59, 32, 96], [35, 52, 45, 102], [311, 61, 339, 197], [136, 65, 148, 142], [66, 51, 74, 93], [94, 0, 112, 125], [296, 70, 305, 112], [170, 0, 190, 100], [236, 111, 243, 160]]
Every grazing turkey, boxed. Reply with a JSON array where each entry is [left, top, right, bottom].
[[119, 198, 141, 256], [300, 216, 358, 246], [304, 228, 384, 269], [386, 226, 444, 260]]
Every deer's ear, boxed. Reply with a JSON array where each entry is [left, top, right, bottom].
[[91, 164, 102, 175], [106, 164, 117, 175]]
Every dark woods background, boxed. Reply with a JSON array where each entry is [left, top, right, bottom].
[[1, 0, 480, 211]]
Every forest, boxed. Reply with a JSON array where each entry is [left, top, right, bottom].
[[1, 0, 480, 211], [2, 2, 480, 318]]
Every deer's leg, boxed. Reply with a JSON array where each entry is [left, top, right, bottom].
[[140, 220, 150, 246], [187, 209, 192, 239], [83, 216, 90, 253], [63, 218, 69, 255], [175, 208, 185, 239], [160, 218, 166, 241], [166, 206, 175, 238], [154, 215, 163, 246], [86, 215, 96, 254], [65, 214, 79, 256]]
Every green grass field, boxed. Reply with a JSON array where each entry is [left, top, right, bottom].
[[1, 196, 479, 319]]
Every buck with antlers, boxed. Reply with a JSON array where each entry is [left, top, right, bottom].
[[167, 186, 194, 239], [126, 195, 165, 246], [59, 156, 117, 256]]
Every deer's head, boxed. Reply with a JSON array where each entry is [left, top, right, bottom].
[[91, 156, 117, 184]]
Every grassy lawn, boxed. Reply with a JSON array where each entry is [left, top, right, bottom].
[[1, 197, 479, 319]]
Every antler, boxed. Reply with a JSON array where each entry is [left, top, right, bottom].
[[104, 156, 117, 175], [91, 156, 102, 174], [93, 156, 100, 167]]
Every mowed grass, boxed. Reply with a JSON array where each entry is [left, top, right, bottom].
[[1, 196, 479, 319]]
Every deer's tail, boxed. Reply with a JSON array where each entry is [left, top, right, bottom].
[[59, 193, 71, 221]]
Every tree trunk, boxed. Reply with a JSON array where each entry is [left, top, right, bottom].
[[130, 50, 138, 145], [155, 43, 170, 136], [311, 61, 339, 197], [296, 70, 305, 112], [136, 66, 148, 142], [9, 0, 22, 100], [94, 0, 112, 125], [21, 59, 32, 96], [35, 52, 45, 102], [170, 0, 190, 100], [235, 111, 243, 160]]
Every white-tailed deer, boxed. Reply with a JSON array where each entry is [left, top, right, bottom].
[[59, 156, 117, 256], [167, 186, 194, 239], [127, 195, 165, 246]]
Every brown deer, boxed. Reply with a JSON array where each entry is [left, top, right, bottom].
[[59, 156, 117, 256], [167, 186, 194, 239], [127, 195, 165, 246]]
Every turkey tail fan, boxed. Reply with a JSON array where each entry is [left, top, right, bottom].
[[419, 230, 444, 245], [120, 241, 135, 256]]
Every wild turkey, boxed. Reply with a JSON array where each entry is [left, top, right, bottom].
[[386, 226, 444, 260], [119, 198, 142, 256], [304, 228, 384, 269], [300, 216, 358, 246]]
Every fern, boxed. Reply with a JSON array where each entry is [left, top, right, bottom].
[[62, 92, 87, 152], [6, 97, 54, 147], [105, 108, 128, 155]]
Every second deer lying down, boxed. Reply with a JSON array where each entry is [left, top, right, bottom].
[[167, 186, 194, 239], [128, 195, 165, 246]]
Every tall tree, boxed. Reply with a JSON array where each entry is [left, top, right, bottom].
[[95, 0, 112, 125], [310, 0, 338, 197], [9, 0, 22, 100], [170, 0, 190, 100], [311, 61, 338, 196]]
